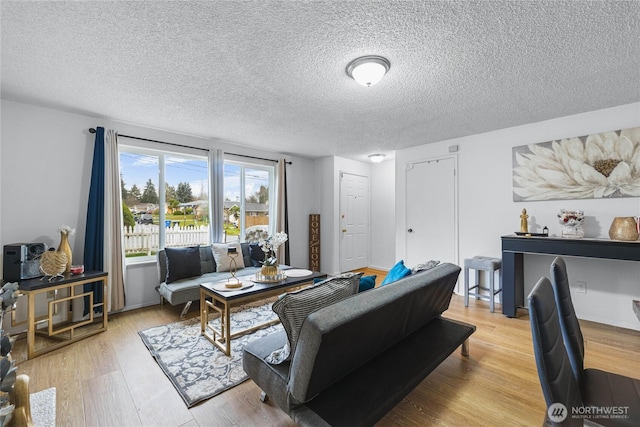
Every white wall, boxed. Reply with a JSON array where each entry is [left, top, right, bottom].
[[284, 156, 320, 269], [1, 100, 97, 256], [395, 102, 640, 330], [1, 100, 319, 310], [370, 159, 395, 270], [317, 156, 335, 274]]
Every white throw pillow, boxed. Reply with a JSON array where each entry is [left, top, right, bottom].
[[412, 260, 440, 274], [211, 242, 245, 272]]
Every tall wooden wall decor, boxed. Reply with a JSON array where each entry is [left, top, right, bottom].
[[309, 214, 320, 271]]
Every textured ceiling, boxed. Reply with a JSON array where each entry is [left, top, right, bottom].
[[2, 1, 639, 161]]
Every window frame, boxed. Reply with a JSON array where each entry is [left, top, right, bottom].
[[223, 158, 276, 242]]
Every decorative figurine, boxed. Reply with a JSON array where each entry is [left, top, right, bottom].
[[520, 209, 529, 233], [225, 246, 242, 288]]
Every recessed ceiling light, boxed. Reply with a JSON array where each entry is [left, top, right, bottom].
[[346, 56, 391, 87]]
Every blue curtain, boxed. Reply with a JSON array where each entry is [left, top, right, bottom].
[[84, 127, 105, 314]]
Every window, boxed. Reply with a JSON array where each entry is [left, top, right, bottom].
[[223, 160, 275, 242], [119, 142, 210, 261]]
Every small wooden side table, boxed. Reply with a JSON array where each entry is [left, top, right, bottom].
[[17, 271, 108, 359]]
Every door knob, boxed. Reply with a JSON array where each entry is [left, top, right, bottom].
[[342, 229, 347, 233], [407, 228, 413, 233]]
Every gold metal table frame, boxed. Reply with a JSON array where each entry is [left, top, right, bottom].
[[200, 270, 327, 356], [17, 271, 108, 359]]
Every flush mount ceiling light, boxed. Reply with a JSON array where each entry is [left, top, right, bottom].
[[346, 55, 391, 87], [368, 154, 386, 163]]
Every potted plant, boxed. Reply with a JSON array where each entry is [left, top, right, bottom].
[[0, 281, 23, 426], [258, 232, 288, 278]]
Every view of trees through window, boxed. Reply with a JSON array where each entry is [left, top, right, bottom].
[[119, 146, 210, 259], [223, 161, 274, 242], [118, 146, 275, 259]]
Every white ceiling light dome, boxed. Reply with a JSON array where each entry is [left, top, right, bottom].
[[368, 153, 386, 163], [346, 56, 391, 87]]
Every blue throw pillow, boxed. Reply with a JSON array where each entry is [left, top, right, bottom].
[[359, 275, 376, 292], [380, 260, 411, 286]]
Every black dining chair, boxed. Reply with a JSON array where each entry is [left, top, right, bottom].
[[549, 257, 640, 425], [549, 257, 585, 384], [528, 277, 583, 426]]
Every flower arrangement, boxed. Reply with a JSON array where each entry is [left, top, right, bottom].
[[259, 231, 288, 266], [59, 225, 75, 235], [558, 210, 585, 227]]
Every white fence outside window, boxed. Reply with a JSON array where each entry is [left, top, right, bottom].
[[123, 224, 210, 255]]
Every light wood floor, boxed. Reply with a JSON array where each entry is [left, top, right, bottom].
[[12, 268, 640, 426]]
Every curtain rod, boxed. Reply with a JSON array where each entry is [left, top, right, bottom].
[[89, 128, 291, 163], [89, 128, 209, 152], [225, 152, 292, 165]]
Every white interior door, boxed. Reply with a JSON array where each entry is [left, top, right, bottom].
[[340, 172, 369, 272], [405, 157, 457, 270]]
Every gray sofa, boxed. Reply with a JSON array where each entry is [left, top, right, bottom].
[[243, 262, 476, 426], [156, 243, 262, 316]]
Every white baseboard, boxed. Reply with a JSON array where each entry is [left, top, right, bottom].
[[121, 301, 160, 312], [577, 313, 640, 332]]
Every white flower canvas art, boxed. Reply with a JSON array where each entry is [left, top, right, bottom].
[[512, 127, 640, 201]]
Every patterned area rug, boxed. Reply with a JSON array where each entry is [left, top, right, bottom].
[[139, 300, 282, 407]]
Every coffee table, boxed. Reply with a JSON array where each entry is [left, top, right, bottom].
[[200, 269, 327, 356]]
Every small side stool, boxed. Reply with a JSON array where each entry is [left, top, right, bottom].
[[464, 256, 502, 313]]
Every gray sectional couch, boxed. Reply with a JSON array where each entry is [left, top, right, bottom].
[[156, 243, 262, 316], [243, 262, 476, 426]]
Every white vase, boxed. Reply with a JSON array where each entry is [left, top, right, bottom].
[[561, 224, 584, 238]]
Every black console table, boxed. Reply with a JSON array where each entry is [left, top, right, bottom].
[[501, 235, 640, 317]]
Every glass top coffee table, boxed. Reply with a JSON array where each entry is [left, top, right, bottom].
[[200, 269, 327, 356]]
